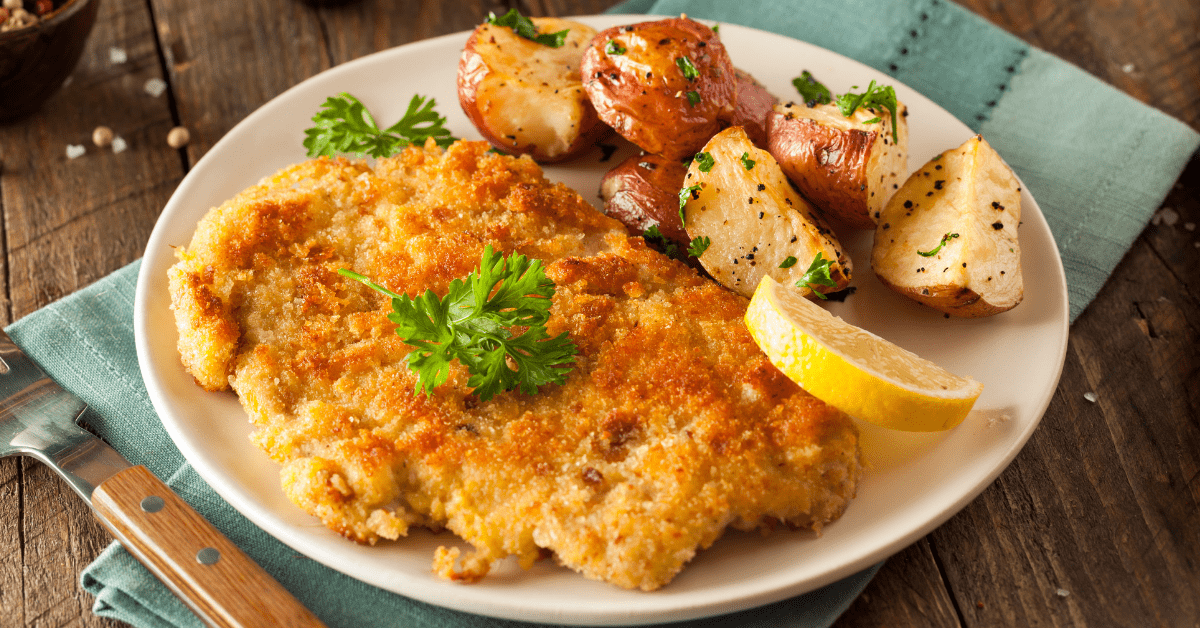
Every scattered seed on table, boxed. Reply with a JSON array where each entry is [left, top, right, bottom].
[[167, 126, 190, 148], [109, 47, 127, 64], [1083, 392, 1097, 403], [66, 144, 85, 159], [93, 126, 114, 148], [1056, 588, 1070, 598], [144, 77, 167, 97], [112, 137, 128, 154]]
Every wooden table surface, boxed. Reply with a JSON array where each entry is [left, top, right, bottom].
[[1, 0, 1196, 626]]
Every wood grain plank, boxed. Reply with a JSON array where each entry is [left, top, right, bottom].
[[0, 457, 24, 625], [835, 539, 961, 627], [0, 0, 184, 319], [315, 0, 508, 66], [151, 0, 331, 162]]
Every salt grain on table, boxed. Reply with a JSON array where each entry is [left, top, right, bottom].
[[1084, 392, 1097, 402], [111, 137, 128, 154], [65, 144, 85, 159], [1056, 588, 1070, 598], [109, 47, 127, 64], [143, 78, 167, 97]]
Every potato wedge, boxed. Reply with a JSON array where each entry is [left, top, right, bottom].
[[682, 126, 851, 299], [580, 17, 736, 160], [600, 153, 690, 246], [458, 17, 607, 162], [767, 99, 908, 229], [730, 68, 778, 148], [871, 135, 1023, 317]]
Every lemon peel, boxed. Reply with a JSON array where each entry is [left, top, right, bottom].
[[745, 276, 983, 431]]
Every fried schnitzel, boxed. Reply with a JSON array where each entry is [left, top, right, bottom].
[[168, 140, 860, 590]]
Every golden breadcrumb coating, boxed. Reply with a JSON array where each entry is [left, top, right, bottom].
[[168, 140, 860, 590]]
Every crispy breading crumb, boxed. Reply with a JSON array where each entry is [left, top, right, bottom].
[[168, 140, 860, 590]]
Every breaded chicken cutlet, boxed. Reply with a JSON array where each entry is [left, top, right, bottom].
[[168, 140, 861, 591]]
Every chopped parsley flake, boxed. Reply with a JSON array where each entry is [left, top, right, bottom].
[[605, 40, 626, 55], [694, 151, 715, 172], [740, 152, 756, 170], [792, 70, 832, 106], [918, 232, 959, 257], [688, 236, 711, 257], [486, 9, 570, 47]]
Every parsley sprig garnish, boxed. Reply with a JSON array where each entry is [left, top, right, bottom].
[[693, 151, 714, 172], [339, 246, 576, 401], [792, 71, 832, 106], [835, 80, 899, 142], [795, 252, 837, 299], [486, 9, 569, 47], [304, 93, 455, 158], [790, 73, 900, 142], [917, 232, 959, 257]]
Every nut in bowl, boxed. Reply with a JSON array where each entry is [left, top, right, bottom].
[[0, 0, 100, 122]]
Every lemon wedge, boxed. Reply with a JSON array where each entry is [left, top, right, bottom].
[[745, 276, 983, 431]]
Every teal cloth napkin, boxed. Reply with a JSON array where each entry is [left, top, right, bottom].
[[10, 0, 1196, 626], [7, 260, 879, 627]]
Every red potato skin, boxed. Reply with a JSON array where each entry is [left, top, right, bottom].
[[600, 153, 689, 245], [766, 108, 877, 230], [730, 68, 778, 148], [580, 17, 737, 161], [457, 25, 609, 163]]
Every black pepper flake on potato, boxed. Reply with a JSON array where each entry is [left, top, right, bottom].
[[992, 222, 1004, 230]]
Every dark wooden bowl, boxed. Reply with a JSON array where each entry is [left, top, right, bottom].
[[0, 0, 101, 122]]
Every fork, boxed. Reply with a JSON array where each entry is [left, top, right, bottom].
[[0, 329, 327, 628]]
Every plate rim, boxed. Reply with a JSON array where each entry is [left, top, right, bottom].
[[134, 14, 1070, 625]]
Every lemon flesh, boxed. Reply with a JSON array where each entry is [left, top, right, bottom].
[[745, 276, 983, 431]]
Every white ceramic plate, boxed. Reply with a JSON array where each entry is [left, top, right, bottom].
[[135, 15, 1069, 626]]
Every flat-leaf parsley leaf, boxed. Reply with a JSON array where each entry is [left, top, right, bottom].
[[835, 80, 899, 142], [795, 252, 837, 299], [304, 93, 455, 158], [688, 236, 711, 257], [339, 246, 576, 401]]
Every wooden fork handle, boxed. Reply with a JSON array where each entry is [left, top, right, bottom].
[[91, 465, 327, 628]]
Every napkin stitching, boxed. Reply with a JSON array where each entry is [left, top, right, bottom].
[[1060, 125, 1150, 254], [48, 307, 148, 401]]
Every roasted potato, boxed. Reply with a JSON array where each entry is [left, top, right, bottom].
[[580, 17, 737, 160], [871, 135, 1023, 317], [730, 68, 778, 148], [682, 126, 851, 299], [767, 99, 908, 230], [458, 17, 607, 162], [600, 152, 690, 246]]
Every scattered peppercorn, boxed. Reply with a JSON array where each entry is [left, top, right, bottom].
[[167, 126, 190, 149], [92, 126, 114, 148]]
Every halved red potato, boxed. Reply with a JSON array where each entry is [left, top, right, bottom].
[[730, 68, 778, 148], [458, 17, 608, 162], [580, 17, 736, 160], [682, 126, 851, 299], [871, 135, 1023, 317], [767, 99, 908, 229], [600, 153, 690, 246]]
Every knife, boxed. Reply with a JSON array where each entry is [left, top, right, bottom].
[[0, 329, 328, 628]]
